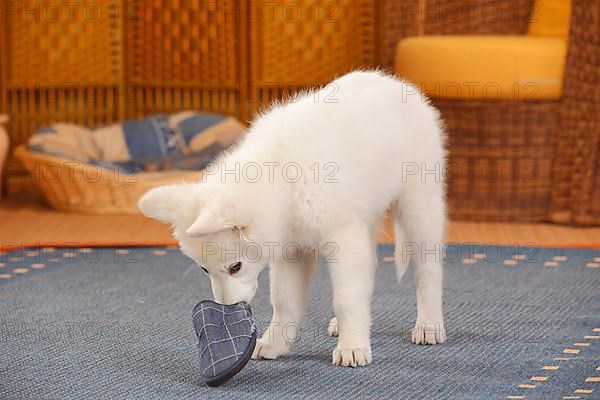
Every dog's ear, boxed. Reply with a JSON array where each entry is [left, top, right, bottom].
[[138, 183, 197, 224], [185, 203, 232, 237], [186, 202, 247, 238]]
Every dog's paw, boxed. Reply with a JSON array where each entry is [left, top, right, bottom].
[[412, 320, 446, 345], [251, 337, 290, 360], [327, 317, 338, 337], [332, 346, 372, 367]]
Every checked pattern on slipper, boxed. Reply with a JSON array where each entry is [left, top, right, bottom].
[[192, 300, 256, 383]]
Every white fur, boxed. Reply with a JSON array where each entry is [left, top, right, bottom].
[[138, 71, 447, 367]]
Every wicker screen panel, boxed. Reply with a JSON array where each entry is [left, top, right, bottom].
[[2, 0, 122, 86], [125, 86, 243, 121], [126, 0, 241, 86], [244, 84, 308, 121], [1, 0, 123, 150], [250, 0, 376, 86], [2, 87, 121, 150]]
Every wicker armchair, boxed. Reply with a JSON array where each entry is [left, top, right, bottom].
[[381, 0, 600, 225], [551, 1, 600, 226]]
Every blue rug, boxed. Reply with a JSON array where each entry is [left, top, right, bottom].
[[1, 244, 599, 399]]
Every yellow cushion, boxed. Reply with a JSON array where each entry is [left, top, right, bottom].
[[395, 36, 567, 101], [528, 0, 571, 38]]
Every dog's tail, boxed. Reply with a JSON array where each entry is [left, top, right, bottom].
[[392, 206, 410, 281]]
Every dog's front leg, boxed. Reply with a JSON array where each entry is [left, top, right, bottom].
[[252, 251, 315, 360], [327, 225, 375, 367]]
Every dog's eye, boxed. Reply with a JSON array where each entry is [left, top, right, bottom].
[[201, 267, 209, 275], [228, 261, 242, 275]]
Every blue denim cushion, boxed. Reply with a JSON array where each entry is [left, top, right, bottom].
[[122, 115, 176, 163], [192, 300, 256, 386], [177, 113, 226, 144]]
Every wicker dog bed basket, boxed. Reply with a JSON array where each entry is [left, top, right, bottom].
[[14, 146, 201, 214]]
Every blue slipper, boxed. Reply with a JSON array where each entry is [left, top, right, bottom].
[[192, 300, 257, 386]]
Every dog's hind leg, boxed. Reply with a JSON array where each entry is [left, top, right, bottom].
[[396, 187, 446, 345], [391, 204, 410, 281]]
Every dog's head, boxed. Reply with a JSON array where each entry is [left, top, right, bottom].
[[138, 183, 268, 304]]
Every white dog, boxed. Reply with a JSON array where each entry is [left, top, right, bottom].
[[138, 71, 447, 367]]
